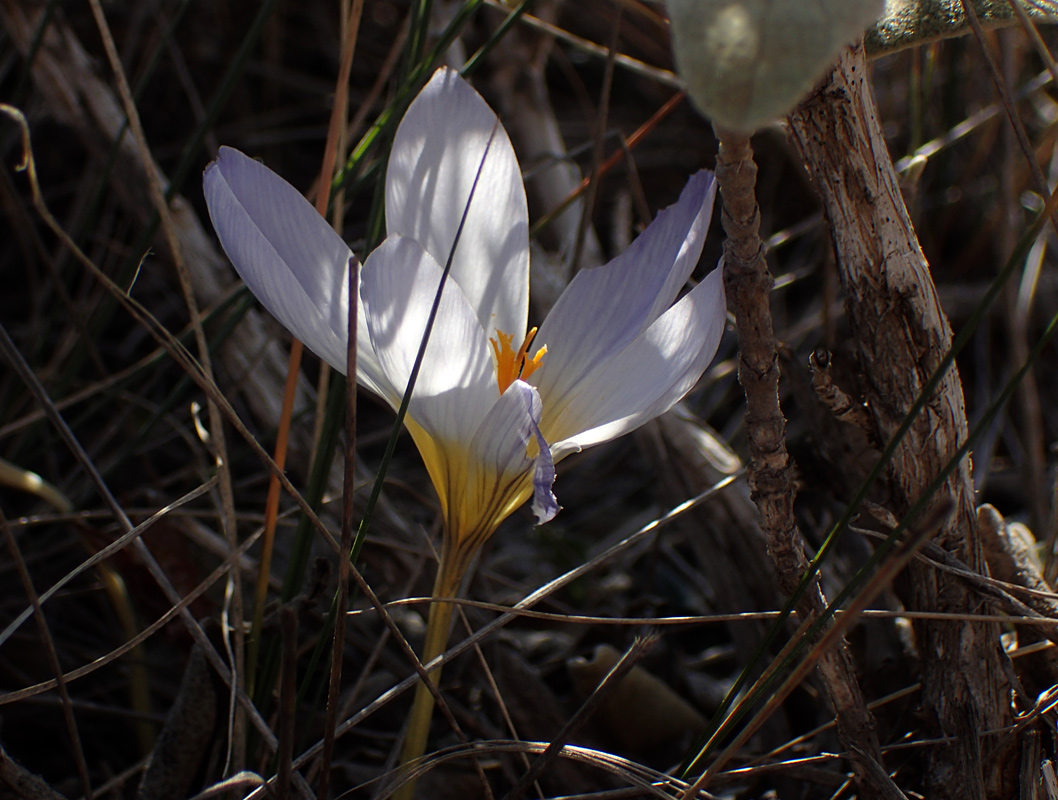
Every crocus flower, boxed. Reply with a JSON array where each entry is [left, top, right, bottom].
[[204, 65, 725, 784], [205, 66, 724, 558]]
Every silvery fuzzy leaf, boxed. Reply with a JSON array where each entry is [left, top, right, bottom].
[[667, 0, 884, 133]]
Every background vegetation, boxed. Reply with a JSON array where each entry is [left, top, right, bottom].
[[2, 0, 1057, 797]]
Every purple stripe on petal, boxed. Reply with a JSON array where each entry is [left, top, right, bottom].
[[203, 147, 392, 398], [531, 170, 716, 409], [543, 265, 726, 455]]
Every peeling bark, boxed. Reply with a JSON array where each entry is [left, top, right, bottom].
[[787, 44, 1012, 798]]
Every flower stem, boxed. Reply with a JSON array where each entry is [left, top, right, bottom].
[[392, 556, 462, 800]]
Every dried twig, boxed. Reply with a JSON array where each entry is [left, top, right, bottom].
[[0, 509, 93, 800], [0, 0, 322, 483], [317, 2, 364, 794], [712, 128, 886, 794]]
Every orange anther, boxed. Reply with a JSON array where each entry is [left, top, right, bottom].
[[490, 327, 546, 393]]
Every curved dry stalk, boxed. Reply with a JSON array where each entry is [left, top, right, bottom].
[[381, 738, 691, 800], [268, 479, 738, 792], [1, 508, 93, 800], [85, 0, 245, 767], [503, 635, 656, 800]]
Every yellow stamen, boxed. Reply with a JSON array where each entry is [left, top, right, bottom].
[[521, 343, 547, 381], [490, 326, 547, 393]]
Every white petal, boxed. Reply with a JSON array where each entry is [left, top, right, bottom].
[[545, 266, 726, 458], [203, 147, 389, 396], [360, 235, 496, 446], [531, 170, 716, 408], [386, 67, 530, 340]]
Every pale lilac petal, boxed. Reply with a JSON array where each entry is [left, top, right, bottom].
[[467, 381, 558, 526], [386, 67, 530, 340], [360, 235, 496, 446], [528, 414, 559, 524], [531, 171, 716, 408], [203, 146, 389, 395], [544, 266, 726, 459]]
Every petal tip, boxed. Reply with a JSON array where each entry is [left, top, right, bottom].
[[532, 491, 560, 526], [686, 168, 718, 214], [207, 145, 246, 177]]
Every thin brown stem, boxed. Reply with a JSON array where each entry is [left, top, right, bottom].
[[87, 0, 245, 768], [317, 3, 364, 793], [713, 128, 886, 795], [1, 507, 93, 800], [572, 6, 621, 271], [275, 608, 298, 800], [248, 337, 301, 697], [714, 130, 799, 587]]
